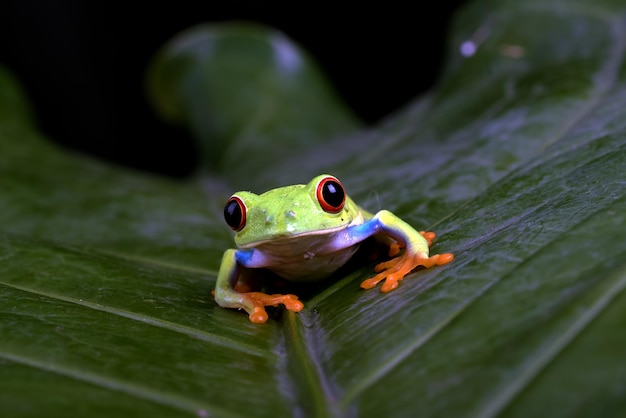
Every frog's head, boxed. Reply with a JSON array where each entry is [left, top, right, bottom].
[[223, 174, 359, 247]]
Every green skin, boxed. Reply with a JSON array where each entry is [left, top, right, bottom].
[[214, 174, 445, 323]]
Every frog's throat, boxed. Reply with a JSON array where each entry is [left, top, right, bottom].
[[237, 211, 364, 249]]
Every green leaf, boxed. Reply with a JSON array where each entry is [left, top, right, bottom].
[[146, 22, 361, 176], [2, 1, 626, 417], [0, 66, 34, 128]]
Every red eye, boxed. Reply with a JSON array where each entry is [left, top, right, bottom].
[[224, 195, 246, 231], [316, 176, 345, 213]]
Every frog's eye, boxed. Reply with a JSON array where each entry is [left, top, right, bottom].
[[316, 176, 345, 213], [224, 195, 246, 231]]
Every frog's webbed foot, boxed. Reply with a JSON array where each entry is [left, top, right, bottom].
[[241, 292, 304, 323], [362, 229, 452, 293], [360, 252, 454, 292]]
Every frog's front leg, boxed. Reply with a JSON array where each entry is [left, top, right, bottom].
[[341, 210, 454, 292], [214, 249, 304, 323]]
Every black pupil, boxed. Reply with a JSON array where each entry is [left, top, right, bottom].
[[224, 200, 242, 229], [322, 180, 344, 208]]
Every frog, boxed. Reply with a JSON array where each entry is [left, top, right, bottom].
[[214, 174, 454, 323]]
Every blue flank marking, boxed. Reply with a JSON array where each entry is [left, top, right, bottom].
[[344, 218, 382, 244], [235, 249, 255, 267]]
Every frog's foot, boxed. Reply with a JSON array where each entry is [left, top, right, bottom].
[[360, 252, 454, 293], [244, 292, 304, 324], [420, 231, 436, 246], [388, 242, 403, 257]]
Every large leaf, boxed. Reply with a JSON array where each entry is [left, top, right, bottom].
[[2, 1, 626, 417]]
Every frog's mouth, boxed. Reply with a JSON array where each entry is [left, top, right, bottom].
[[238, 212, 364, 250], [238, 224, 346, 248]]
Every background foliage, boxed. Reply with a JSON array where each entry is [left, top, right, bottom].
[[1, 0, 625, 417]]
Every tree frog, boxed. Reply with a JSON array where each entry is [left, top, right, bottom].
[[214, 174, 454, 323]]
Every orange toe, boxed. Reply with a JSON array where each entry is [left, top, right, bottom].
[[247, 292, 303, 311], [437, 253, 454, 264], [420, 231, 436, 246], [388, 242, 402, 257], [249, 307, 269, 323]]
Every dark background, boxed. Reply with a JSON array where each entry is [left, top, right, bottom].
[[0, 1, 466, 177]]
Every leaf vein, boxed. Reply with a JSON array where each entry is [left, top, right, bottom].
[[475, 260, 626, 418], [0, 281, 263, 356], [0, 350, 239, 418], [342, 186, 626, 405]]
